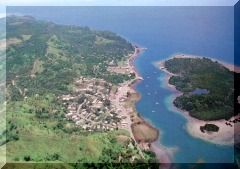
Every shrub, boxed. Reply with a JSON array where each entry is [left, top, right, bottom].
[[200, 124, 219, 133], [23, 155, 31, 161]]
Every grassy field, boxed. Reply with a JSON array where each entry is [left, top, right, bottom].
[[4, 94, 138, 163], [46, 35, 69, 61], [21, 34, 32, 41], [111, 84, 118, 94], [7, 130, 109, 162], [3, 164, 74, 169], [6, 38, 22, 47], [0, 103, 6, 164], [131, 122, 159, 143], [94, 35, 114, 45], [32, 60, 44, 74], [117, 57, 126, 67], [6, 109, 133, 163], [0, 145, 6, 166]]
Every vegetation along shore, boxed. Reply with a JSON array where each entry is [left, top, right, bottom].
[[1, 15, 164, 168], [156, 54, 240, 145]]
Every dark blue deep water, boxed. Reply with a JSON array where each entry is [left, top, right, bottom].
[[7, 6, 235, 163]]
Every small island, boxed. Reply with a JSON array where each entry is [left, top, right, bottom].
[[157, 54, 240, 145], [165, 56, 235, 121], [200, 124, 219, 133]]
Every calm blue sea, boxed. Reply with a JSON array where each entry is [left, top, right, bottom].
[[7, 6, 235, 163]]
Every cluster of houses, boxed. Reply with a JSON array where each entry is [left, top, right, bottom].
[[60, 77, 129, 131], [107, 57, 135, 75], [107, 66, 134, 75]]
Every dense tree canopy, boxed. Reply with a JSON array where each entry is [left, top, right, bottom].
[[165, 57, 237, 120], [6, 15, 135, 101]]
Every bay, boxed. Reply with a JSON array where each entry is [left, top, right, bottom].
[[7, 6, 235, 163]]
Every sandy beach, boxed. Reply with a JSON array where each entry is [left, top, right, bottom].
[[150, 141, 173, 169], [186, 114, 240, 145], [156, 54, 240, 145], [169, 97, 239, 145], [129, 45, 146, 78]]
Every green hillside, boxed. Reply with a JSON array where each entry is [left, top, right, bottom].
[[0, 15, 158, 166]]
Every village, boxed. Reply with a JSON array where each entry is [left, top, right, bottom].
[[60, 46, 143, 133], [59, 46, 156, 154], [60, 77, 131, 132]]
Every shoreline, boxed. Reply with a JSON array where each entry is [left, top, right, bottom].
[[169, 53, 240, 73], [128, 45, 145, 78], [155, 54, 240, 146], [127, 45, 173, 167], [150, 141, 173, 169]]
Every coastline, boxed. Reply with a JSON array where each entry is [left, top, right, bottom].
[[171, 53, 240, 73], [127, 45, 173, 167], [150, 141, 173, 169], [155, 54, 239, 146]]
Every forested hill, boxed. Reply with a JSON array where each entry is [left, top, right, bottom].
[[1, 15, 157, 165], [165, 57, 238, 121], [6, 15, 134, 101]]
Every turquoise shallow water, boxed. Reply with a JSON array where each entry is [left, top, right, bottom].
[[135, 67, 234, 163], [7, 6, 235, 163]]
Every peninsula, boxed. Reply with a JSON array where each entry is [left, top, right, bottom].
[[1, 15, 161, 167], [157, 54, 240, 145]]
